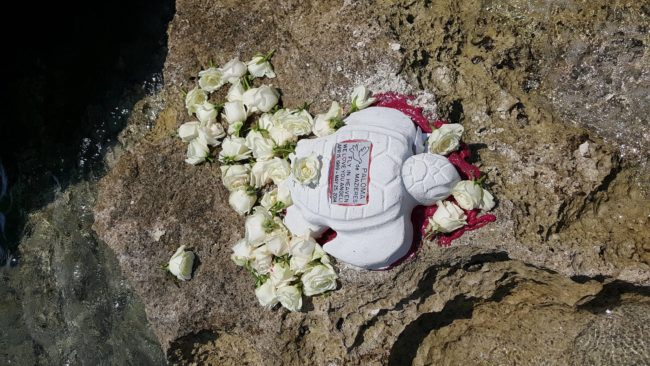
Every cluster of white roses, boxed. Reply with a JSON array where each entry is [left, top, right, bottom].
[[424, 124, 495, 235], [178, 52, 376, 311]]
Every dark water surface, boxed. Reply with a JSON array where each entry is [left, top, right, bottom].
[[0, 1, 173, 364]]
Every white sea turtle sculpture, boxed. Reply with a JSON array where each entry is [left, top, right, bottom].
[[283, 107, 460, 269]]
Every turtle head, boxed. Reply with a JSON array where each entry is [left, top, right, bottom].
[[401, 153, 461, 206]]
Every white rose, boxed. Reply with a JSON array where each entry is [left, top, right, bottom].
[[247, 55, 276, 78], [245, 207, 273, 246], [185, 87, 208, 115], [480, 189, 495, 211], [350, 85, 376, 112], [277, 285, 302, 312], [185, 137, 210, 165], [199, 122, 226, 146], [242, 85, 279, 113], [220, 58, 247, 84], [301, 264, 337, 296], [289, 236, 316, 259], [219, 136, 251, 163], [195, 102, 217, 124], [198, 67, 224, 93], [226, 80, 245, 102], [269, 262, 295, 287], [250, 160, 271, 188], [167, 245, 195, 281], [246, 130, 276, 161], [251, 244, 273, 274], [228, 188, 257, 215], [275, 109, 313, 137], [223, 101, 248, 124], [451, 180, 483, 210], [311, 244, 331, 265], [289, 256, 311, 274], [312, 246, 330, 264], [230, 239, 252, 266], [255, 280, 278, 308], [292, 153, 321, 185], [427, 124, 464, 155], [268, 125, 296, 147], [257, 113, 275, 130], [220, 164, 251, 191], [313, 101, 343, 137], [428, 201, 467, 233], [265, 224, 290, 256], [265, 158, 291, 185], [260, 186, 292, 211], [178, 121, 200, 142], [227, 121, 244, 137]]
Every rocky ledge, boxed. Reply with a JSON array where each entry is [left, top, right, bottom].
[[93, 0, 649, 364]]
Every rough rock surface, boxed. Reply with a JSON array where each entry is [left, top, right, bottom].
[[93, 0, 650, 364]]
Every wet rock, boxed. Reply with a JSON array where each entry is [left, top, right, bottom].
[[93, 0, 650, 364]]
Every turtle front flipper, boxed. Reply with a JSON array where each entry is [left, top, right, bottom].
[[284, 205, 328, 237], [323, 215, 413, 270]]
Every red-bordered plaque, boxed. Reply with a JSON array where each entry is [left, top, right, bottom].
[[328, 139, 373, 206]]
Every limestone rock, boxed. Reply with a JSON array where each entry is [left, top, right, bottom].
[[93, 0, 650, 364]]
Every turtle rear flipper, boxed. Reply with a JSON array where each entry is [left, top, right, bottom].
[[323, 216, 413, 270]]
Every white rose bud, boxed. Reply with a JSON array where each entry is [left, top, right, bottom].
[[428, 201, 467, 233], [313, 101, 343, 137], [427, 124, 464, 155], [251, 244, 273, 275], [167, 245, 195, 281], [223, 101, 248, 124], [451, 180, 483, 210], [226, 80, 245, 102], [292, 153, 321, 185], [247, 55, 276, 79], [350, 85, 376, 112], [277, 285, 302, 312], [290, 255, 311, 274], [268, 125, 297, 147], [246, 130, 276, 161], [242, 85, 280, 113], [265, 158, 291, 185], [220, 58, 247, 84], [251, 160, 271, 188], [301, 264, 337, 296], [178, 121, 200, 142], [289, 236, 317, 259], [195, 102, 217, 124], [269, 262, 295, 287], [231, 239, 253, 266], [245, 207, 273, 246], [227, 121, 244, 137], [198, 67, 224, 93], [255, 280, 278, 308], [228, 188, 257, 215], [276, 109, 313, 137], [185, 137, 210, 165], [311, 244, 331, 265], [185, 87, 208, 115], [219, 136, 251, 163], [480, 189, 495, 211], [220, 164, 250, 191], [258, 113, 275, 130], [199, 122, 226, 146], [260, 186, 292, 211], [266, 226, 290, 256]]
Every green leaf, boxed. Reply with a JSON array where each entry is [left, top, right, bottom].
[[273, 142, 296, 159], [263, 219, 279, 233]]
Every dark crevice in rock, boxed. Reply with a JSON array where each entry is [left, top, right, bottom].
[[578, 280, 650, 314], [387, 280, 518, 366], [347, 252, 510, 352], [168, 330, 219, 364]]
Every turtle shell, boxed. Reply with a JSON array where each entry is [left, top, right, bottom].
[[288, 107, 415, 228]]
